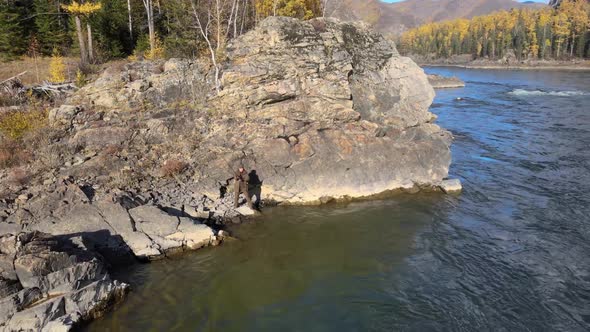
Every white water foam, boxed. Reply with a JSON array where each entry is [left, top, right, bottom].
[[509, 89, 589, 97]]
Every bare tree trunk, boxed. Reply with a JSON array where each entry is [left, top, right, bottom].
[[570, 33, 575, 57], [127, 0, 133, 39], [240, 0, 248, 35], [233, 0, 239, 38], [323, 0, 328, 17], [226, 0, 236, 39], [215, 0, 223, 51], [191, 0, 220, 92], [74, 15, 88, 65], [87, 22, 94, 62], [142, 0, 156, 52]]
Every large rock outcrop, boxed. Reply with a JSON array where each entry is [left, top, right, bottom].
[[3, 180, 220, 262], [0, 232, 128, 331], [198, 17, 451, 203]]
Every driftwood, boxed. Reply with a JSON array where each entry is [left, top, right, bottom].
[[30, 82, 77, 99], [0, 71, 77, 104], [0, 71, 27, 86], [0, 72, 27, 104]]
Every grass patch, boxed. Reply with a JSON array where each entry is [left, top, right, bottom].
[[0, 56, 80, 85]]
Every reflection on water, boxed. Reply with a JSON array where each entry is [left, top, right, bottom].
[[87, 68, 590, 331]]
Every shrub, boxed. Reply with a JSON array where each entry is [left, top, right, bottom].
[[132, 33, 166, 61], [145, 35, 165, 60], [0, 109, 47, 140], [75, 68, 86, 87], [160, 159, 188, 178]]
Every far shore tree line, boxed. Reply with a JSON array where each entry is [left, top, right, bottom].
[[399, 0, 590, 60], [0, 0, 324, 65]]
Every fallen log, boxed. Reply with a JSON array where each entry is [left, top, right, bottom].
[[0, 71, 27, 86], [30, 82, 77, 99]]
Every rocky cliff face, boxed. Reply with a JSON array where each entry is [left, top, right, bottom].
[[203, 17, 451, 203]]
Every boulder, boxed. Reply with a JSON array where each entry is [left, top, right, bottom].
[[439, 179, 463, 194], [71, 127, 130, 149], [427, 74, 466, 89], [203, 17, 451, 203], [0, 232, 129, 330], [128, 205, 215, 255], [235, 206, 257, 216], [48, 105, 82, 127]]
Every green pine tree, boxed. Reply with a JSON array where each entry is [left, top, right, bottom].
[[93, 0, 132, 58], [34, 0, 70, 55], [0, 2, 26, 60]]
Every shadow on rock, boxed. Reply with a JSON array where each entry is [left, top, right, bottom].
[[248, 170, 263, 209]]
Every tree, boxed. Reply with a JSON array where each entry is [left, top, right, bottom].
[[49, 47, 66, 82], [0, 1, 27, 60], [27, 35, 41, 82], [538, 7, 553, 58], [559, 0, 590, 57], [62, 0, 102, 64], [254, 0, 321, 21], [553, 11, 571, 57], [399, 5, 590, 60], [33, 0, 70, 55], [141, 0, 156, 55], [190, 0, 222, 91]]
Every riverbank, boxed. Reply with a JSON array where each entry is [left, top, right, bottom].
[[409, 54, 590, 71], [423, 63, 590, 71]]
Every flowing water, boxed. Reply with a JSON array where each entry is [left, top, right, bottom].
[[86, 68, 590, 331]]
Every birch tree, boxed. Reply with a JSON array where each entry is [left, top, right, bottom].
[[142, 0, 156, 53], [62, 1, 102, 65]]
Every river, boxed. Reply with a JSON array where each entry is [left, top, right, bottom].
[[85, 68, 590, 331]]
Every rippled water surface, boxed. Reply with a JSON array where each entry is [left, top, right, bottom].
[[86, 68, 590, 331]]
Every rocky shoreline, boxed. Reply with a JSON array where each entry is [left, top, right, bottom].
[[409, 53, 590, 71], [423, 63, 590, 71], [1, 17, 461, 330]]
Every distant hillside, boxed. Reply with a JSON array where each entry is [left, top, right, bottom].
[[326, 0, 545, 35]]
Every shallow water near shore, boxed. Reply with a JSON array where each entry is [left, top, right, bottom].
[[85, 68, 590, 331]]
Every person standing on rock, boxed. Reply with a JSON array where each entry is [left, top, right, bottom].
[[234, 166, 253, 209]]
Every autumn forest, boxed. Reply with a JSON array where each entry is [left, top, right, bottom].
[[399, 0, 590, 60]]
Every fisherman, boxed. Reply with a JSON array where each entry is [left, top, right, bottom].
[[234, 166, 253, 209]]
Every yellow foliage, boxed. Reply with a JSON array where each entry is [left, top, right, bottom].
[[127, 51, 138, 62], [0, 110, 47, 140], [400, 5, 590, 59], [145, 34, 165, 60], [255, 0, 321, 20], [49, 48, 66, 83], [61, 1, 102, 16], [75, 69, 86, 87]]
